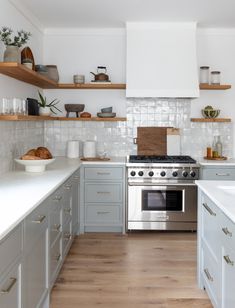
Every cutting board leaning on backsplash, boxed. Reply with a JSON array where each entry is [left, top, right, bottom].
[[137, 127, 180, 155]]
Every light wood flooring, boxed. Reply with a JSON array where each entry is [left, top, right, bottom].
[[50, 232, 212, 308]]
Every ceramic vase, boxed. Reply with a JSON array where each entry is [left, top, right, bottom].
[[3, 46, 20, 62], [39, 106, 51, 116]]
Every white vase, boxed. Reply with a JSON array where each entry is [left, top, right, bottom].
[[3, 46, 20, 62], [39, 106, 51, 116]]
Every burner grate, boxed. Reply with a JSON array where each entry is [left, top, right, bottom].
[[129, 155, 196, 164]]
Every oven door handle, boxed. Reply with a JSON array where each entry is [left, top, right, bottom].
[[128, 183, 196, 187]]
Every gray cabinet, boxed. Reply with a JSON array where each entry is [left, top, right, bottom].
[[200, 166, 235, 180], [81, 165, 125, 233]]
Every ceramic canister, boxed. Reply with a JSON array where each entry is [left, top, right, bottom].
[[83, 141, 96, 157], [67, 140, 80, 158]]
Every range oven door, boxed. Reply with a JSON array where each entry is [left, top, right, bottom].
[[128, 183, 197, 224]]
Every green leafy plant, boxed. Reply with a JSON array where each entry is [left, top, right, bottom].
[[38, 91, 61, 114], [0, 27, 31, 47]]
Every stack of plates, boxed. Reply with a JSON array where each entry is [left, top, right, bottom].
[[97, 112, 116, 118]]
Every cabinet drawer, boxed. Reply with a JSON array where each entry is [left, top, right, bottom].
[[0, 263, 21, 308], [222, 245, 235, 308], [50, 188, 63, 211], [220, 211, 235, 249], [62, 221, 72, 257], [50, 235, 62, 285], [202, 244, 220, 307], [24, 200, 48, 253], [85, 183, 122, 203], [201, 168, 235, 180], [0, 225, 22, 276], [50, 205, 62, 247], [85, 204, 122, 224], [201, 193, 220, 258], [85, 167, 123, 181]]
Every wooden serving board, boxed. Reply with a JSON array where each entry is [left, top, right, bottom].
[[204, 156, 227, 161], [80, 157, 110, 161], [137, 127, 167, 155]]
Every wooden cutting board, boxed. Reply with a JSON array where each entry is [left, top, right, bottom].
[[137, 127, 180, 155]]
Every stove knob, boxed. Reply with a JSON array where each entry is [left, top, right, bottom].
[[138, 171, 144, 176], [172, 171, 178, 177], [160, 171, 166, 177], [148, 171, 154, 177], [190, 171, 196, 178], [182, 171, 188, 177], [130, 171, 136, 177]]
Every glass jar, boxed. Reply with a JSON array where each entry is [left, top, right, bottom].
[[200, 66, 209, 84], [215, 135, 222, 157], [211, 71, 221, 85]]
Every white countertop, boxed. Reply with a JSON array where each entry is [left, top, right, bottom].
[[196, 180, 235, 223], [0, 156, 126, 242], [197, 158, 235, 166]]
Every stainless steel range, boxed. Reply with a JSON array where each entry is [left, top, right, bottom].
[[127, 155, 200, 231]]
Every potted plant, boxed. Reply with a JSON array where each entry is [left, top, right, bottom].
[[38, 91, 61, 116], [0, 27, 31, 62]]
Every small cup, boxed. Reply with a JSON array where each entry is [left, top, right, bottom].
[[73, 74, 85, 84]]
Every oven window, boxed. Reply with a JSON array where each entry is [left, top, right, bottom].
[[142, 190, 183, 211]]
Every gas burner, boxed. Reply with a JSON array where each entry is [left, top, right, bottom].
[[129, 155, 196, 164]]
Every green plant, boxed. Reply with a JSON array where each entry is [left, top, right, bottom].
[[0, 27, 31, 47], [38, 91, 61, 114]]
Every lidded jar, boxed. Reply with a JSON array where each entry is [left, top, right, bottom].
[[200, 66, 209, 84], [211, 71, 221, 85]]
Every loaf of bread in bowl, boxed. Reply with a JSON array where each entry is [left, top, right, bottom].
[[21, 146, 53, 160]]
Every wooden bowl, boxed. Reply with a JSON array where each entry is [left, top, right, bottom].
[[64, 104, 85, 118]]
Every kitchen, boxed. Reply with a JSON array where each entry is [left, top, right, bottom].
[[1, 0, 235, 307]]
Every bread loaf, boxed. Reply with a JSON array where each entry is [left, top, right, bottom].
[[21, 146, 53, 160], [21, 155, 41, 160]]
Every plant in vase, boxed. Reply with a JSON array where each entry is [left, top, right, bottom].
[[38, 91, 61, 116], [0, 26, 31, 62]]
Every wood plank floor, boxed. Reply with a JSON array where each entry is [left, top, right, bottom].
[[50, 232, 212, 308]]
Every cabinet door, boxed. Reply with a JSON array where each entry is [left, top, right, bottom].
[[23, 228, 48, 308], [72, 172, 79, 234], [0, 263, 21, 308], [222, 246, 235, 308], [62, 180, 73, 226]]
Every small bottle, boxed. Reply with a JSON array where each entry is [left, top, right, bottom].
[[206, 147, 212, 158], [211, 71, 221, 85], [200, 66, 210, 84], [215, 136, 222, 157]]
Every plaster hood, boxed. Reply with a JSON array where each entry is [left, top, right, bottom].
[[126, 22, 199, 98]]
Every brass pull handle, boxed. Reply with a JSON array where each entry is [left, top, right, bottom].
[[97, 191, 110, 194], [74, 176, 79, 179], [54, 254, 61, 262], [97, 211, 110, 214], [224, 255, 234, 266], [64, 233, 72, 240], [1, 278, 17, 294], [97, 172, 110, 175], [204, 269, 213, 282], [64, 208, 71, 214], [222, 227, 232, 237], [53, 224, 61, 232], [32, 215, 46, 224], [53, 196, 62, 202], [216, 173, 230, 177], [202, 203, 216, 216], [64, 184, 72, 190]]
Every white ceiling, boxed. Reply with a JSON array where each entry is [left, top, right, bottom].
[[13, 0, 235, 29]]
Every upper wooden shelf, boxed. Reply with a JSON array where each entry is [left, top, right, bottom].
[[191, 118, 231, 122], [199, 84, 231, 90], [0, 62, 57, 88], [0, 115, 127, 122], [57, 83, 126, 89]]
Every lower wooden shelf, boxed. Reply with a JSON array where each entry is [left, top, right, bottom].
[[0, 115, 127, 122], [191, 118, 231, 122]]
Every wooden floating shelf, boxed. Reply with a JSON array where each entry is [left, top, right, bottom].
[[191, 118, 231, 122], [199, 84, 231, 90], [57, 83, 126, 89], [0, 115, 126, 122]]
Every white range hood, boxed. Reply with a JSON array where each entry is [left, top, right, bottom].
[[126, 22, 199, 98]]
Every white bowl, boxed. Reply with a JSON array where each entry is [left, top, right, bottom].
[[15, 158, 55, 172]]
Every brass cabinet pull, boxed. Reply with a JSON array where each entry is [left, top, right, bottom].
[[64, 184, 72, 190], [202, 203, 216, 216], [224, 255, 234, 266], [53, 196, 62, 202], [97, 172, 110, 175], [54, 254, 61, 262], [64, 233, 72, 240], [97, 211, 110, 215], [1, 278, 17, 294], [222, 227, 232, 237], [53, 224, 61, 232], [64, 208, 71, 214], [73, 176, 79, 180], [32, 215, 46, 224], [204, 268, 213, 282], [216, 173, 230, 177], [97, 191, 110, 194]]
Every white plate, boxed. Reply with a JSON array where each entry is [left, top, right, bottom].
[[15, 158, 55, 172]]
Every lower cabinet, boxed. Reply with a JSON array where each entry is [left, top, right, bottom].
[[198, 189, 235, 308], [200, 166, 235, 180]]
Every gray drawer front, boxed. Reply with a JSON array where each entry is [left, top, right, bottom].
[[0, 225, 22, 275], [85, 183, 122, 203], [201, 168, 235, 180], [50, 235, 61, 284], [85, 204, 122, 224], [85, 167, 123, 181], [50, 206, 62, 247], [62, 220, 72, 257]]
